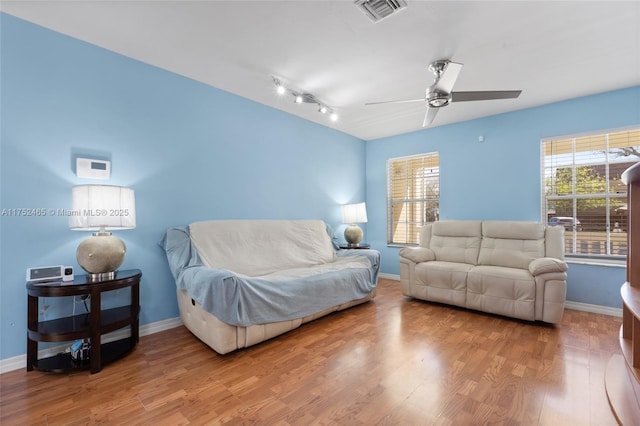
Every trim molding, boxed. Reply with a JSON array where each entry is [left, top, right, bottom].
[[0, 317, 182, 374], [564, 300, 622, 317], [379, 272, 400, 280]]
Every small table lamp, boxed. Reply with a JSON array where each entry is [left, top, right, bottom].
[[342, 202, 368, 247], [69, 185, 136, 281]]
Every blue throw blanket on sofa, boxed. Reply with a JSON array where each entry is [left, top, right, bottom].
[[161, 226, 380, 326]]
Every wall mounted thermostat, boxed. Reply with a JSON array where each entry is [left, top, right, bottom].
[[27, 266, 74, 283], [76, 158, 111, 179]]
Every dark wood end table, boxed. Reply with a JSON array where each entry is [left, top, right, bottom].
[[26, 268, 141, 374]]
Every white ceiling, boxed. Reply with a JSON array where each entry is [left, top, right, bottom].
[[2, 1, 639, 141]]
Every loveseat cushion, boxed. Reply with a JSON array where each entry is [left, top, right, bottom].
[[429, 220, 482, 264], [189, 220, 336, 277], [478, 221, 545, 269], [467, 265, 536, 320], [414, 261, 472, 306]]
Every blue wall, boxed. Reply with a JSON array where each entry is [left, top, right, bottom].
[[366, 86, 640, 308], [0, 14, 366, 359], [2, 13, 638, 362]]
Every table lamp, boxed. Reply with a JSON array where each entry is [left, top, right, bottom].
[[69, 185, 136, 281], [341, 202, 368, 247]]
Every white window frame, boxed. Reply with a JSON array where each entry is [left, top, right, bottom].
[[387, 152, 440, 246], [541, 126, 639, 264]]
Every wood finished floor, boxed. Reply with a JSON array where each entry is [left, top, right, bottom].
[[0, 278, 622, 425]]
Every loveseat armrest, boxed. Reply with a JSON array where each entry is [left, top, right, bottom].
[[399, 247, 435, 264], [528, 257, 568, 276]]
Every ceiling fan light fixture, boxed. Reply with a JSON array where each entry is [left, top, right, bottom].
[[427, 91, 451, 108]]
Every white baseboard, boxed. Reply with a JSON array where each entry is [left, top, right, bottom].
[[137, 317, 183, 336], [379, 272, 400, 280], [0, 317, 183, 374], [379, 273, 622, 317], [564, 301, 622, 317]]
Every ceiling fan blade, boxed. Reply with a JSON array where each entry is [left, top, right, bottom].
[[365, 98, 425, 105], [423, 107, 439, 127], [433, 61, 463, 93], [451, 90, 522, 102]]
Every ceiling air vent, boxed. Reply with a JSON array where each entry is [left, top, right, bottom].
[[355, 0, 407, 23]]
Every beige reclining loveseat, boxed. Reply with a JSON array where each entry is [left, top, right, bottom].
[[399, 220, 567, 323]]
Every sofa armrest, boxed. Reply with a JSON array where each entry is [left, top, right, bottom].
[[399, 247, 435, 263], [528, 257, 568, 276]]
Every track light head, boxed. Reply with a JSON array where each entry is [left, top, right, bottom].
[[272, 76, 337, 122], [272, 77, 286, 95]]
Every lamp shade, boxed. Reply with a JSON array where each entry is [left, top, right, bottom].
[[70, 185, 136, 230], [341, 202, 368, 224]]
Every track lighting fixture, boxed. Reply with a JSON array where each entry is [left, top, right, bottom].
[[272, 76, 338, 122], [273, 78, 286, 95]]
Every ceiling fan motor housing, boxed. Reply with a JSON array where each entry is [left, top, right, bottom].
[[427, 90, 451, 108]]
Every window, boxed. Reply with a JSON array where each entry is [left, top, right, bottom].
[[387, 152, 439, 245], [542, 128, 640, 259]]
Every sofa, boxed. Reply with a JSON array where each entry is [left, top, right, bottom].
[[399, 220, 567, 323], [162, 219, 380, 354]]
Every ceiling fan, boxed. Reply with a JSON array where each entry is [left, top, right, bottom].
[[366, 59, 522, 127]]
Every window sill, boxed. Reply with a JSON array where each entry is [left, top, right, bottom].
[[565, 257, 626, 268], [387, 244, 415, 249]]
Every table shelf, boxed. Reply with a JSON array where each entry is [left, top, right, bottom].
[[31, 338, 137, 373], [28, 306, 139, 342]]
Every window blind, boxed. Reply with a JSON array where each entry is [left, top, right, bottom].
[[542, 128, 640, 258], [387, 152, 440, 245]]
